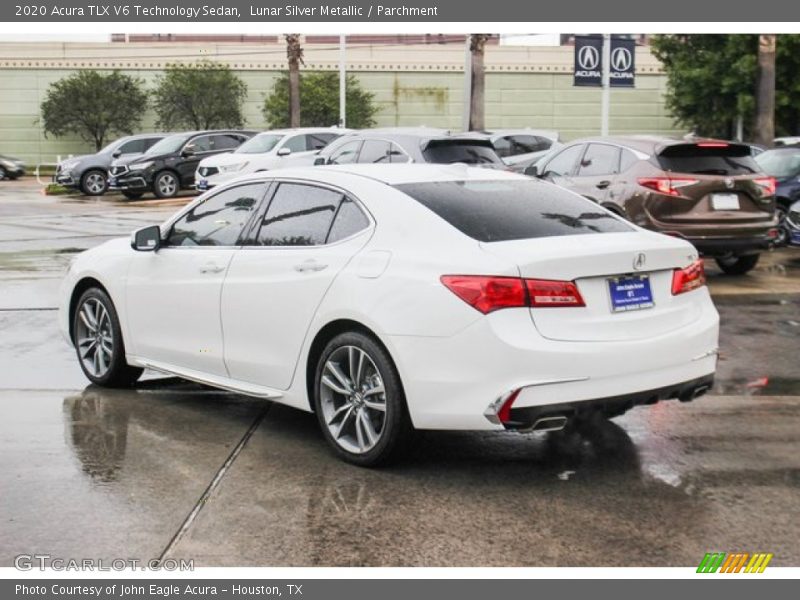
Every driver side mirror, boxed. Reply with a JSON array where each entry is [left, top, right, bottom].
[[277, 147, 292, 157], [524, 164, 539, 177], [112, 150, 122, 159], [313, 157, 326, 166], [131, 225, 162, 252], [181, 147, 195, 158]]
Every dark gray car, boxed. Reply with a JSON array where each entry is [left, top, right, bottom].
[[55, 133, 167, 196]]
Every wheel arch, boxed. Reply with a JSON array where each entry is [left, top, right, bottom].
[[68, 276, 112, 343]]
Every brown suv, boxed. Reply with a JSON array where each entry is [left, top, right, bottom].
[[529, 136, 779, 274]]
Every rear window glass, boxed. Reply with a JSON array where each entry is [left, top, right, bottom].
[[657, 144, 760, 175], [395, 180, 632, 243], [422, 142, 503, 166]]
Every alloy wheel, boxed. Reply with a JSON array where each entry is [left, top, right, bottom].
[[157, 173, 178, 196], [84, 172, 106, 195], [75, 297, 114, 378], [319, 345, 388, 455]]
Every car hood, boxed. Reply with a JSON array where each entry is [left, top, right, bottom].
[[197, 152, 242, 168]]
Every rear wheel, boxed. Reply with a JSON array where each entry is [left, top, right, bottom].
[[313, 332, 410, 466], [153, 171, 179, 199], [715, 254, 760, 275], [73, 288, 142, 387], [122, 191, 143, 200], [80, 169, 108, 196]]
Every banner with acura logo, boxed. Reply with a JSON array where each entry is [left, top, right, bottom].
[[574, 35, 636, 87]]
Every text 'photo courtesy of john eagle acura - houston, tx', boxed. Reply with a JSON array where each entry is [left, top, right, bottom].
[[59, 164, 719, 466]]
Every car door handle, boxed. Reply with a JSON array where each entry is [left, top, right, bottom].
[[294, 260, 328, 273], [199, 262, 225, 274], [596, 180, 611, 189]]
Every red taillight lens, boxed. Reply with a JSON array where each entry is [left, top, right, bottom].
[[671, 259, 706, 295], [638, 177, 699, 197], [754, 176, 776, 196], [525, 278, 585, 307], [441, 275, 584, 313], [440, 275, 526, 314]]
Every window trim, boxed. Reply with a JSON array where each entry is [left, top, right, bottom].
[[326, 139, 364, 165], [541, 143, 586, 177], [243, 178, 374, 250], [577, 143, 623, 177]]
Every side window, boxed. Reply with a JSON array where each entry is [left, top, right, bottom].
[[118, 139, 145, 154], [507, 135, 543, 155], [309, 133, 337, 150], [578, 144, 621, 177], [542, 144, 584, 177], [184, 135, 212, 154], [388, 143, 411, 163], [493, 137, 512, 158], [167, 183, 264, 247], [533, 136, 554, 152], [144, 138, 163, 151], [328, 140, 362, 165], [358, 140, 392, 164], [212, 134, 244, 151], [328, 198, 370, 243], [283, 135, 308, 153], [256, 183, 342, 246], [620, 149, 639, 172]]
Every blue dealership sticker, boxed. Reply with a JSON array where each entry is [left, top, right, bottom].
[[608, 275, 655, 312], [197, 179, 208, 191], [790, 229, 800, 246]]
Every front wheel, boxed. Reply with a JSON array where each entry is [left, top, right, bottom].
[[73, 288, 143, 387], [313, 332, 410, 466], [153, 171, 179, 199], [80, 169, 108, 196], [715, 254, 760, 275]]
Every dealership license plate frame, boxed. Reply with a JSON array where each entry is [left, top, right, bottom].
[[197, 179, 209, 191], [607, 274, 655, 313], [711, 193, 740, 210]]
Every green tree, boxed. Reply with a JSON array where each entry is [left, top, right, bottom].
[[263, 71, 378, 129], [153, 61, 248, 130], [651, 34, 800, 140], [40, 70, 148, 151]]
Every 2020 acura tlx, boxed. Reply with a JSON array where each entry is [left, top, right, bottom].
[[59, 164, 719, 465]]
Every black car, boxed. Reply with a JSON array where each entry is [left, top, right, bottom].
[[314, 128, 504, 168], [0, 154, 25, 180], [54, 133, 167, 196], [755, 146, 800, 245], [108, 130, 255, 199]]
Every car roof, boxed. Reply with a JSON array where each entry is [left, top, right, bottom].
[[235, 163, 525, 186], [470, 129, 560, 140], [254, 127, 349, 136]]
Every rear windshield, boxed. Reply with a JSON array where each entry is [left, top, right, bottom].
[[395, 180, 633, 243], [422, 141, 503, 166], [657, 144, 759, 175]]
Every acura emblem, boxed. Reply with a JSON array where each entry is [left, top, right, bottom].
[[578, 45, 600, 71], [724, 178, 734, 189], [633, 253, 647, 270], [611, 47, 632, 71]]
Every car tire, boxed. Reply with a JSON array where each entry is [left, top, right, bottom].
[[715, 254, 760, 275], [73, 287, 143, 388], [80, 169, 108, 196], [153, 171, 179, 199], [775, 203, 789, 246], [122, 191, 143, 200], [313, 331, 411, 467]]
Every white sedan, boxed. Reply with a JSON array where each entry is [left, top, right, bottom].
[[194, 128, 347, 191], [59, 165, 719, 465]]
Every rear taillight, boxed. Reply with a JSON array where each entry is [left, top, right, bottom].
[[754, 176, 776, 196], [441, 275, 584, 314], [525, 279, 585, 307], [638, 177, 699, 197], [671, 259, 706, 295]]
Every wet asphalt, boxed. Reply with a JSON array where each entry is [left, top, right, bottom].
[[1, 178, 798, 567]]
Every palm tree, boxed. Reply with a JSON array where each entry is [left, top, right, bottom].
[[754, 34, 776, 147], [285, 34, 304, 127], [468, 34, 491, 131]]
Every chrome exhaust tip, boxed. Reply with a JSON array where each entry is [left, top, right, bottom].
[[529, 415, 569, 433]]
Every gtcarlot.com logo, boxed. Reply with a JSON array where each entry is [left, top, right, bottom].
[[697, 552, 773, 573]]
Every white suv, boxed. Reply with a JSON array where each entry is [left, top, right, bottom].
[[195, 128, 347, 190]]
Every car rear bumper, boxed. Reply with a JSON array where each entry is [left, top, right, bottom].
[[686, 234, 776, 256], [385, 294, 719, 431]]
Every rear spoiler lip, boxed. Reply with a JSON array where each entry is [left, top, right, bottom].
[[656, 140, 751, 157], [421, 137, 496, 151]]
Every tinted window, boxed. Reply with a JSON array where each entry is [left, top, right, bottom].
[[578, 144, 620, 176], [283, 135, 308, 153], [620, 149, 639, 172], [308, 133, 338, 150], [236, 134, 283, 154], [185, 136, 212, 154], [328, 198, 370, 243], [358, 140, 392, 164], [257, 184, 342, 246], [395, 180, 632, 243], [542, 144, 584, 176], [422, 141, 502, 165], [146, 134, 190, 156], [118, 139, 145, 154], [212, 134, 245, 151], [657, 144, 759, 175], [168, 183, 263, 247], [496, 135, 550, 158], [328, 141, 361, 165]]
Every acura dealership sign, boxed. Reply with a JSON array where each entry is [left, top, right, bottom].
[[574, 35, 636, 87]]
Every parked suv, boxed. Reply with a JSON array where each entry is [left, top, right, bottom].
[[195, 128, 347, 191], [530, 136, 778, 274], [464, 129, 559, 170], [108, 130, 254, 199], [314, 128, 505, 168], [55, 133, 167, 196], [755, 146, 800, 245]]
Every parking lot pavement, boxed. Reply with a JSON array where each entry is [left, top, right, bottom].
[[1, 179, 799, 567]]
